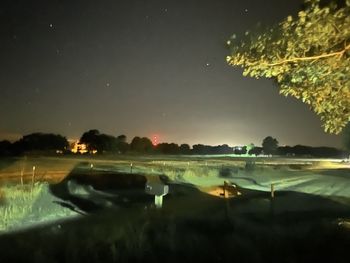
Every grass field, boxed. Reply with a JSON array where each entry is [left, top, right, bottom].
[[0, 155, 350, 262]]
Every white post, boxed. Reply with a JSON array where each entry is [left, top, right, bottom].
[[31, 166, 36, 189], [155, 195, 163, 208]]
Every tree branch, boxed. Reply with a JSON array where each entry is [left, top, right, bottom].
[[251, 43, 350, 66]]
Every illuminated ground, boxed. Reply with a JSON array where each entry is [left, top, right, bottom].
[[0, 155, 350, 262]]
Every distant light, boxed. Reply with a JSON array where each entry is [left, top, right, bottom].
[[152, 135, 158, 146], [49, 24, 53, 28], [206, 63, 210, 66]]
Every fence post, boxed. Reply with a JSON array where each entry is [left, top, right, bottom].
[[31, 166, 36, 189], [20, 168, 24, 186]]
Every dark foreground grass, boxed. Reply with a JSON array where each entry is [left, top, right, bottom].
[[1, 188, 350, 263], [1, 159, 350, 263]]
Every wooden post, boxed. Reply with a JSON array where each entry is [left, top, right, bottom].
[[223, 181, 227, 198], [20, 168, 24, 186], [20, 156, 26, 186], [270, 184, 275, 198], [31, 166, 36, 188]]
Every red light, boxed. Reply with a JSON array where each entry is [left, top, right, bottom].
[[152, 135, 159, 146]]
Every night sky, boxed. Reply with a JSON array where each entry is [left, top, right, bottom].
[[0, 0, 342, 147]]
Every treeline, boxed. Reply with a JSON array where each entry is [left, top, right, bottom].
[[277, 145, 346, 158], [0, 130, 347, 158], [0, 133, 68, 156]]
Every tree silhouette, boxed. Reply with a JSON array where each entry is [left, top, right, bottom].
[[16, 133, 68, 152], [262, 136, 279, 155], [130, 137, 153, 153], [179, 144, 191, 154], [80, 129, 100, 152], [116, 135, 129, 153]]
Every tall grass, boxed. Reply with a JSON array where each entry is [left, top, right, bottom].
[[0, 183, 44, 231]]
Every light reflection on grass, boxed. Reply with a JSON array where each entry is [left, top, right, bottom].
[[0, 183, 44, 231]]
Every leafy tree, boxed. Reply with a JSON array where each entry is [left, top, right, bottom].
[[80, 130, 121, 153], [116, 135, 129, 153], [277, 146, 294, 156], [179, 144, 191, 154], [155, 143, 180, 154], [234, 146, 247, 155], [249, 146, 263, 156], [278, 144, 344, 157], [215, 144, 234, 154], [245, 143, 255, 155], [117, 135, 127, 143], [130, 137, 153, 153], [95, 134, 118, 153], [17, 133, 68, 152], [80, 129, 100, 152], [192, 144, 208, 155], [292, 144, 313, 156], [227, 0, 350, 133], [262, 136, 279, 155]]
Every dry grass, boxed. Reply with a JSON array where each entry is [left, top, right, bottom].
[[0, 183, 44, 231]]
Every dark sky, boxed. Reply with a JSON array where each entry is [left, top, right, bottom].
[[0, 0, 342, 147]]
